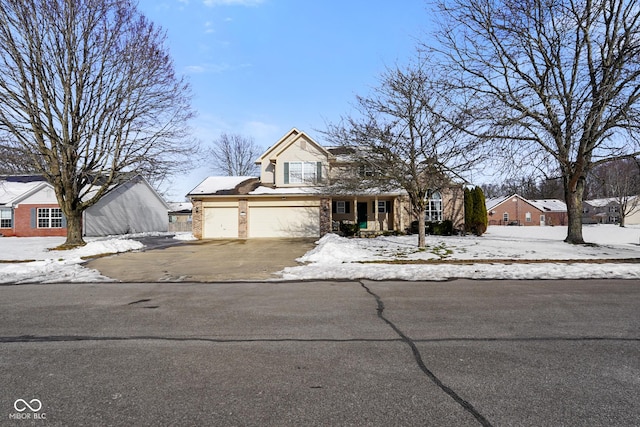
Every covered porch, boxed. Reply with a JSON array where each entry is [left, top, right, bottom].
[[329, 195, 407, 236]]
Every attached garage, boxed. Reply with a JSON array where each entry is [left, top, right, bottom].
[[249, 202, 320, 238], [203, 206, 238, 238], [188, 175, 329, 240]]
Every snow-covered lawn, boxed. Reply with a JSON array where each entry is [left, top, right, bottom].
[[0, 225, 639, 283], [281, 225, 640, 281]]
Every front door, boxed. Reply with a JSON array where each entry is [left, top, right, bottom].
[[540, 215, 546, 226], [357, 202, 368, 230]]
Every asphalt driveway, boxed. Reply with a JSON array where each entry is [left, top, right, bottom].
[[84, 238, 317, 282]]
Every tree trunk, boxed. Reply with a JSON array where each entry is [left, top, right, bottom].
[[418, 206, 426, 248], [62, 209, 86, 249], [619, 215, 626, 227], [564, 177, 586, 244]]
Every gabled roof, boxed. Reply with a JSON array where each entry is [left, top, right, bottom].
[[485, 196, 509, 211], [0, 176, 52, 206], [255, 128, 334, 164], [584, 196, 640, 207], [188, 176, 259, 196], [168, 202, 193, 212], [486, 194, 567, 212], [527, 198, 567, 212]]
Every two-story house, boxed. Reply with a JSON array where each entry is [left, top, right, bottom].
[[188, 128, 464, 239]]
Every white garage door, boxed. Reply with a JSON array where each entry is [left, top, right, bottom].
[[249, 206, 319, 238], [203, 207, 238, 238]]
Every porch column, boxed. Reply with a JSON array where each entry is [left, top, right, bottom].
[[374, 196, 379, 231], [353, 197, 358, 225]]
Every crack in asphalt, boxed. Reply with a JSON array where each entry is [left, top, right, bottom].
[[359, 280, 493, 427]]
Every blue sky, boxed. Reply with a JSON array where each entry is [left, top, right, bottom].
[[136, 0, 430, 200]]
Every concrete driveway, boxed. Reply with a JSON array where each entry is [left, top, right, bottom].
[[84, 238, 317, 282]]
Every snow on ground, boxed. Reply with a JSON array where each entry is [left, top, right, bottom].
[[0, 226, 639, 283], [279, 225, 640, 281]]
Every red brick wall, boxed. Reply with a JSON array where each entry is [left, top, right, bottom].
[[11, 204, 67, 237], [488, 198, 567, 226]]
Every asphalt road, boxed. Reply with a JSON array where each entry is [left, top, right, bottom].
[[1, 279, 638, 426]]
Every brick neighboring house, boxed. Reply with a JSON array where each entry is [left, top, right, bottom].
[[486, 194, 568, 226], [0, 175, 169, 237], [188, 128, 465, 239]]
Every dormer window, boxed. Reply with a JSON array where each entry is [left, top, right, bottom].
[[284, 161, 322, 184]]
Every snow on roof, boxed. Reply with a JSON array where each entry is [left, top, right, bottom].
[[168, 202, 192, 212], [584, 197, 640, 207], [0, 180, 49, 205], [485, 195, 567, 212], [485, 196, 508, 211], [527, 199, 567, 212], [188, 176, 257, 195]]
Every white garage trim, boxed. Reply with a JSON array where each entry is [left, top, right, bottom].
[[203, 207, 238, 238]]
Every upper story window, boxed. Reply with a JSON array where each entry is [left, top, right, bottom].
[[358, 164, 380, 177], [38, 208, 63, 228], [284, 161, 322, 185]]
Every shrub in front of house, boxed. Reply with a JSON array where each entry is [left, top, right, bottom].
[[409, 220, 454, 236], [340, 221, 359, 237]]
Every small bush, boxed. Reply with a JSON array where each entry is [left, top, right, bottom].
[[409, 220, 454, 236], [340, 221, 359, 237]]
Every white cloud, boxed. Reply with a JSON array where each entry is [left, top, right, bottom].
[[184, 65, 206, 74]]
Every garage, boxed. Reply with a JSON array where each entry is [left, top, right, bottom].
[[249, 205, 319, 238], [203, 207, 238, 238]]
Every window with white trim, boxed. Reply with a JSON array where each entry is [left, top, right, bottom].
[[0, 208, 11, 228], [286, 161, 320, 184], [38, 208, 63, 228], [503, 212, 509, 222], [337, 201, 346, 214], [525, 212, 532, 222], [425, 192, 442, 221], [377, 201, 387, 213]]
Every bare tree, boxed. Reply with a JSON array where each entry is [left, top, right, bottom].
[[588, 157, 640, 226], [0, 140, 37, 175], [324, 60, 482, 248], [208, 133, 261, 176], [0, 0, 195, 248], [429, 0, 640, 243]]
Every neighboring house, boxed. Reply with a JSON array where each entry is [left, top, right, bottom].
[[83, 175, 170, 236], [583, 196, 640, 225], [168, 202, 193, 233], [0, 175, 169, 237], [486, 194, 567, 226], [188, 128, 464, 239], [0, 175, 66, 237]]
